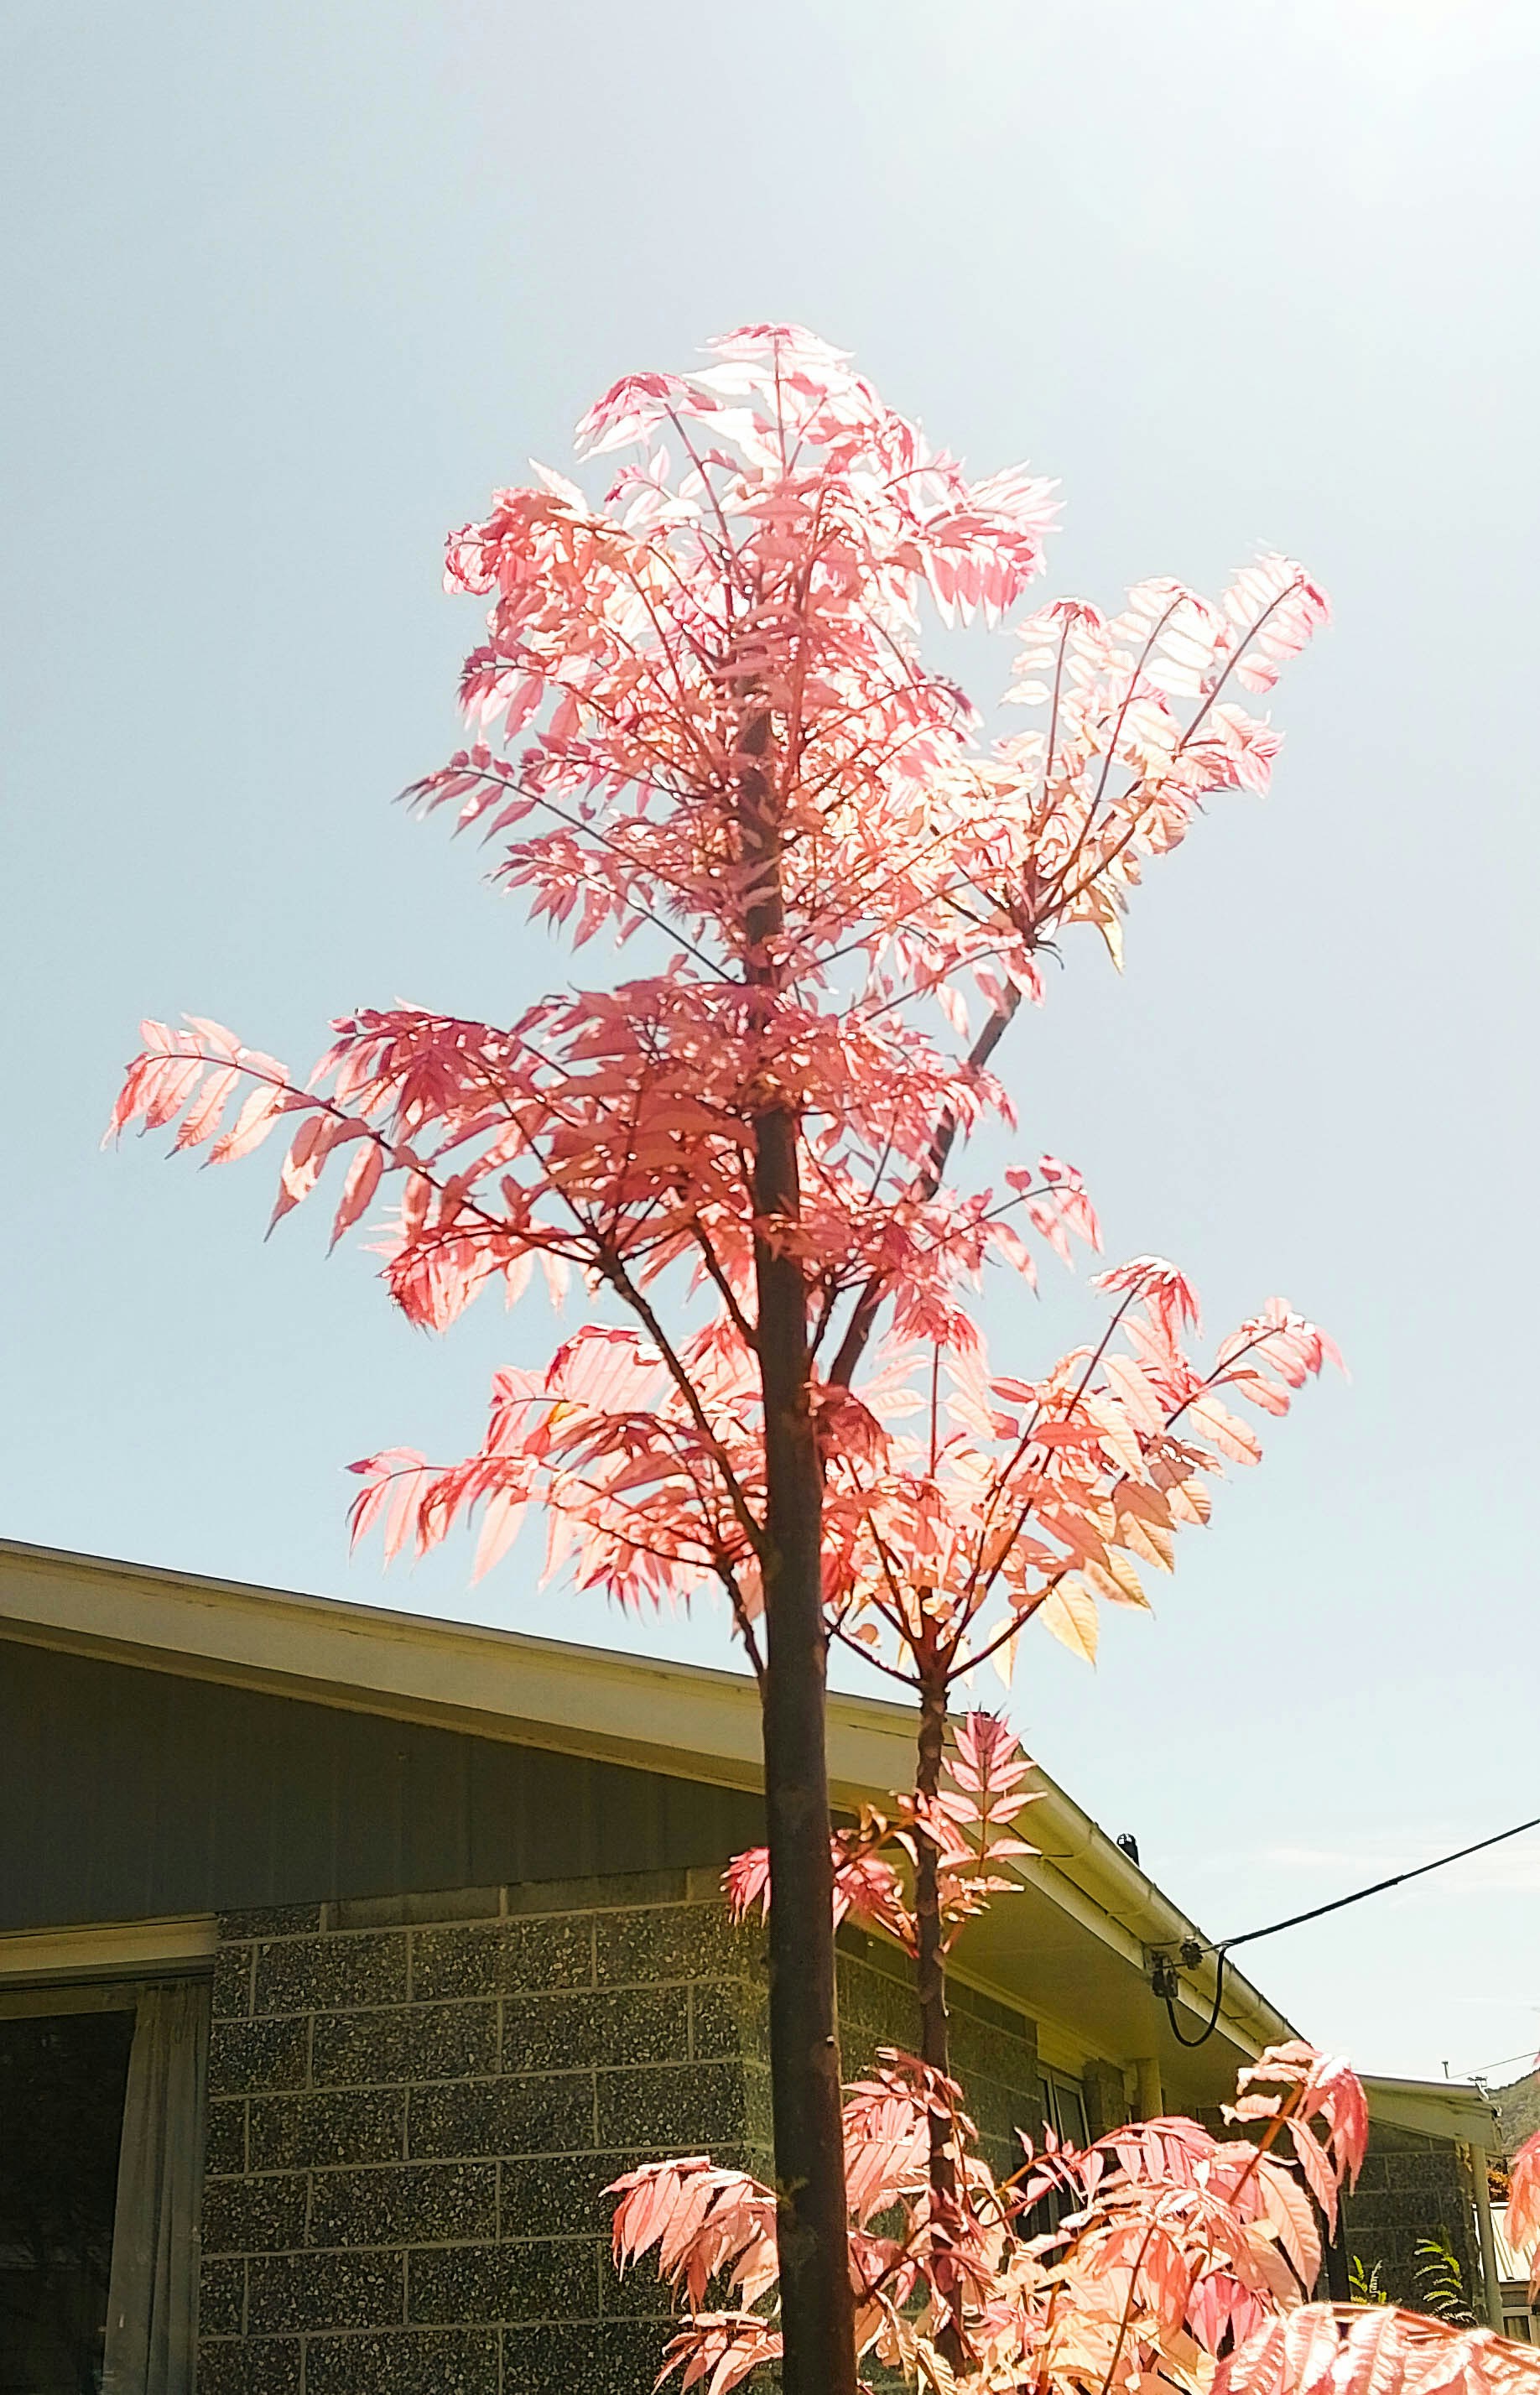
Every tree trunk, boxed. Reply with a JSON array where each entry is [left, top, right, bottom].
[[740, 711, 857, 2395], [913, 1670, 952, 2086], [914, 1668, 965, 2364]]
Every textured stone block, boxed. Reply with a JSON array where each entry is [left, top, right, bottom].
[[200, 2257, 246, 2339], [503, 2320, 674, 2395], [952, 1979, 1030, 2037], [311, 2002, 497, 2087], [741, 2059, 776, 2145], [408, 2072, 596, 2160], [206, 2098, 247, 2177], [254, 1931, 408, 2017], [601, 2252, 682, 2318], [201, 2173, 310, 2257], [689, 1979, 767, 2063], [213, 1943, 255, 2020], [408, 2236, 600, 2325], [595, 1903, 749, 1987], [247, 2247, 406, 2334], [193, 1878, 805, 2387], [502, 2151, 634, 2241], [196, 2336, 302, 2395], [503, 1986, 688, 2074], [1083, 2059, 1128, 2140], [412, 1916, 595, 2000], [838, 1924, 908, 1984], [837, 1955, 913, 2058], [335, 1887, 503, 1930], [506, 1870, 689, 1916], [970, 2086, 1033, 2161], [219, 1905, 324, 1940], [308, 2163, 497, 2249], [1386, 2155, 1459, 2194], [249, 2087, 405, 2172], [304, 2329, 500, 2395], [596, 2060, 751, 2151], [949, 2014, 1037, 2093], [209, 2017, 310, 2097]]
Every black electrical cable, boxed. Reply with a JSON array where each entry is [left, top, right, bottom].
[[1465, 2044, 1540, 2082], [1158, 1949, 1229, 2049], [1152, 1809, 1540, 2049], [1204, 1810, 1540, 1962]]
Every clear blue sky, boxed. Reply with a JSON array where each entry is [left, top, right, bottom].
[[4, 0, 1537, 2089]]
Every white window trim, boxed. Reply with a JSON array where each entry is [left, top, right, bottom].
[[0, 1917, 216, 1987]]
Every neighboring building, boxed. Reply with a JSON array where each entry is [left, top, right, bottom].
[[0, 1539, 1507, 2394], [1495, 2206, 1540, 2345], [1491, 2072, 1540, 2340]]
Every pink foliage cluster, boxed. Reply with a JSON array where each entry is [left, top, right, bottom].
[[109, 325, 1334, 1686], [1220, 2308, 1540, 2395], [1511, 2133, 1540, 2298], [609, 2042, 1384, 2395], [613, 2059, 1540, 2395], [724, 1710, 1038, 1955]]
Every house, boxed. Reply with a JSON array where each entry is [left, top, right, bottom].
[[0, 1537, 1506, 2394]]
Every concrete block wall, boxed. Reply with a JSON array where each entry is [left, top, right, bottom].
[[199, 1869, 770, 2395], [1345, 2123, 1483, 2312], [1082, 2060, 1131, 2142], [835, 1924, 1043, 2179]]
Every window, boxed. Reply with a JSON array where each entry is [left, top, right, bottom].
[[0, 2008, 135, 2394], [0, 1978, 208, 2395], [1021, 2071, 1091, 2238], [1041, 2072, 1089, 2151]]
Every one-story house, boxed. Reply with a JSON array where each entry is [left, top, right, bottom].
[[0, 1537, 1506, 2394]]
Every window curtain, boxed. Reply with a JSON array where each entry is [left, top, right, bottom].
[[101, 1981, 210, 2395]]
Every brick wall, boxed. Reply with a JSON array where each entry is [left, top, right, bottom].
[[199, 1869, 770, 2395]]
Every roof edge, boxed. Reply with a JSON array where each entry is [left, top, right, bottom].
[[1361, 2074, 1501, 2145], [0, 1536, 1293, 2059]]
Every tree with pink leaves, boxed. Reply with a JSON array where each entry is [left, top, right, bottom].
[[112, 325, 1344, 2395]]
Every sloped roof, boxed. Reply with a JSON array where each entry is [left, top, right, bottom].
[[0, 1535, 1498, 2144]]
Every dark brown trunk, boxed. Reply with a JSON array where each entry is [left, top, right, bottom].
[[739, 712, 857, 2395], [915, 1668, 965, 2365], [914, 1671, 952, 2087]]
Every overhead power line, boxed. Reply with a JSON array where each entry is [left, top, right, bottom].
[[1151, 1809, 1540, 2050], [1465, 2044, 1540, 2085]]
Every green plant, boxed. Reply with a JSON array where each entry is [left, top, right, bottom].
[[1413, 2236, 1474, 2325], [1349, 2256, 1391, 2306]]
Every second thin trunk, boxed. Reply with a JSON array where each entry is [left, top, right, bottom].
[[915, 1671, 965, 2364]]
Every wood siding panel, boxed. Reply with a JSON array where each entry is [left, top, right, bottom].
[[0, 1642, 763, 1931]]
